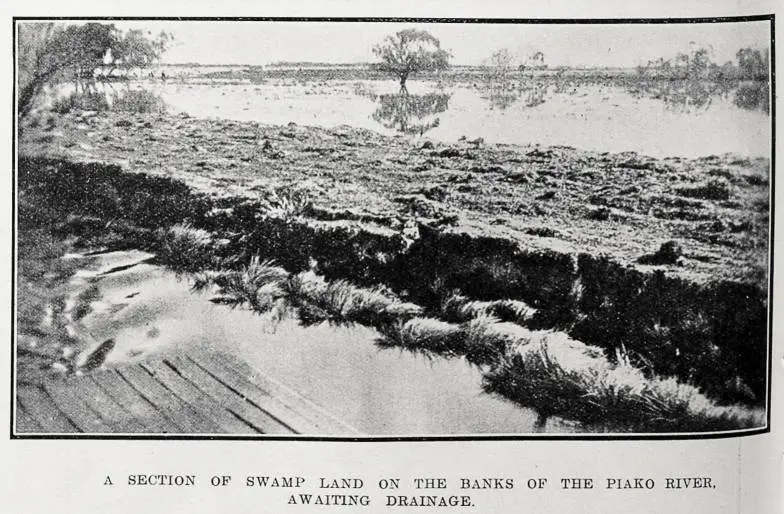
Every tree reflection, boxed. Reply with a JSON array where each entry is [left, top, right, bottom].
[[371, 89, 451, 135], [631, 46, 770, 114], [478, 81, 549, 111]]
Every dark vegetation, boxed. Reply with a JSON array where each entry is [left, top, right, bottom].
[[18, 22, 170, 117], [16, 155, 768, 430]]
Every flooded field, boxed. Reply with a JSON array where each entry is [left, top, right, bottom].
[[105, 76, 774, 159]]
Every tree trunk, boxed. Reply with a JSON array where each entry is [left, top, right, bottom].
[[18, 81, 41, 118]]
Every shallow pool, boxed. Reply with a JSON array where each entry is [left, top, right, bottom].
[[76, 250, 579, 435]]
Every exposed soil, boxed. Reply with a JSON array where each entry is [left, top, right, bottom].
[[20, 110, 769, 286]]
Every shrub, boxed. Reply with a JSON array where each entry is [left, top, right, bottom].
[[51, 91, 110, 114]]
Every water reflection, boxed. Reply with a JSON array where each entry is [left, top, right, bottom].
[[370, 90, 451, 136], [628, 78, 769, 114], [628, 79, 728, 113]]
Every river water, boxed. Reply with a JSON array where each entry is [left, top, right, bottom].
[[75, 250, 576, 435], [131, 77, 772, 159]]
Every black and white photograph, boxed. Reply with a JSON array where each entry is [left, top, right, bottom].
[[13, 17, 773, 437]]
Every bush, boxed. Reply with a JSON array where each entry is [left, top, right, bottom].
[[51, 91, 110, 114]]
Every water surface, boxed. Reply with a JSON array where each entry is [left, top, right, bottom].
[[140, 78, 771, 159], [77, 251, 576, 435]]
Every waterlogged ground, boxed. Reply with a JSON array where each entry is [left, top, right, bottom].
[[125, 78, 771, 159], [21, 109, 769, 284], [70, 250, 574, 434]]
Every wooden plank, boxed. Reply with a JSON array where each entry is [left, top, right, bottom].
[[17, 385, 79, 433], [91, 369, 180, 434], [164, 356, 295, 435], [140, 359, 254, 434], [203, 352, 359, 434], [64, 375, 149, 433], [187, 353, 353, 435], [116, 365, 222, 434], [15, 403, 44, 433], [42, 377, 114, 433]]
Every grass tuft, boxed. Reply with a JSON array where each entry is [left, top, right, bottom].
[[156, 224, 215, 272]]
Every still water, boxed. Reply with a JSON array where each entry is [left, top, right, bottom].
[[76, 251, 574, 435], [140, 77, 770, 159]]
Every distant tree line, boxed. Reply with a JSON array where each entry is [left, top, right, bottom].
[[637, 46, 769, 82]]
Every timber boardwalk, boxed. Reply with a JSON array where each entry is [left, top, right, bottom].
[[15, 351, 359, 435]]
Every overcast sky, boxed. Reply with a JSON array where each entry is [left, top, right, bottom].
[[113, 20, 770, 67]]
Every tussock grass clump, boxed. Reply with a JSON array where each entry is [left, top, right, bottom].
[[286, 271, 422, 326], [441, 293, 536, 325], [193, 256, 287, 312], [193, 264, 422, 326], [377, 313, 535, 366], [258, 188, 313, 219], [156, 223, 216, 272], [377, 317, 466, 357], [483, 335, 764, 432], [463, 316, 540, 365]]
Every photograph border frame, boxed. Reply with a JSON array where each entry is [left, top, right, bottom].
[[9, 14, 776, 442]]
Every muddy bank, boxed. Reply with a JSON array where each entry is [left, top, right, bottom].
[[20, 110, 769, 284], [17, 155, 769, 406]]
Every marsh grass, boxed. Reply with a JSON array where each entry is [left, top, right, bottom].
[[258, 188, 313, 219], [191, 260, 422, 327], [192, 256, 287, 313], [377, 317, 466, 358], [186, 252, 764, 431], [483, 335, 764, 432], [156, 223, 216, 273], [441, 293, 536, 325], [285, 271, 423, 327]]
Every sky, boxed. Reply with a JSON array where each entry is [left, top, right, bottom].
[[111, 20, 771, 68]]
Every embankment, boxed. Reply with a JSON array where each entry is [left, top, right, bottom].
[[18, 155, 769, 410]]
